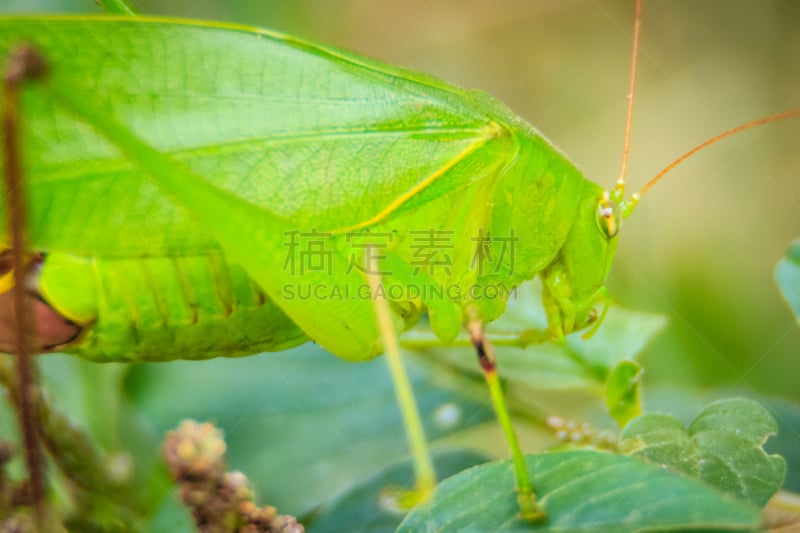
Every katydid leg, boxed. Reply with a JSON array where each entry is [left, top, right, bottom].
[[466, 310, 544, 521], [366, 252, 436, 508]]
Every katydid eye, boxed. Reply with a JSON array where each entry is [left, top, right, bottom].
[[596, 199, 621, 239]]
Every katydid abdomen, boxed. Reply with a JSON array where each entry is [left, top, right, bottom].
[[0, 17, 612, 362], [37, 253, 307, 361]]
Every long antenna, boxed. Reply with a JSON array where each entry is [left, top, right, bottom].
[[614, 0, 643, 199], [636, 108, 800, 198]]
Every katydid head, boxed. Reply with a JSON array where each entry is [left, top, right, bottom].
[[543, 106, 800, 343], [540, 181, 620, 340], [538, 0, 634, 339], [554, 107, 800, 343]]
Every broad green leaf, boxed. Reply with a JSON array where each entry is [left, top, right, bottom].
[[762, 398, 800, 492], [775, 239, 800, 324], [123, 343, 494, 517], [396, 449, 762, 532], [643, 388, 800, 493], [620, 398, 786, 507], [604, 360, 642, 427], [403, 281, 665, 393], [308, 450, 489, 533]]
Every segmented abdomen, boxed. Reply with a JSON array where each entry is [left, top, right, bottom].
[[40, 251, 307, 362]]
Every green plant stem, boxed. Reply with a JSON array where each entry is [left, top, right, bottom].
[[98, 0, 139, 16]]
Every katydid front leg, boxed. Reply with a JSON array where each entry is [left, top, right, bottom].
[[466, 309, 544, 521], [366, 268, 545, 519]]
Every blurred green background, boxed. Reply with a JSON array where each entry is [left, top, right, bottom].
[[10, 0, 798, 399], [1, 0, 799, 528]]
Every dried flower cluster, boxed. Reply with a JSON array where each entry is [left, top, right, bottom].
[[163, 420, 304, 533]]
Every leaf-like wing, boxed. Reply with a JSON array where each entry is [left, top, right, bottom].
[[0, 17, 513, 256]]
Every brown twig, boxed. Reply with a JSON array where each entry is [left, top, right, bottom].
[[2, 45, 49, 525]]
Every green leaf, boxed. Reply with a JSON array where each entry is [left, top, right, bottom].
[[761, 398, 800, 492], [123, 343, 494, 517], [620, 398, 786, 507], [403, 281, 665, 394], [396, 450, 762, 532], [604, 360, 642, 428], [642, 388, 800, 493], [775, 239, 800, 324], [308, 450, 489, 533]]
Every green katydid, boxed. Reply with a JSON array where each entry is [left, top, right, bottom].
[[1, 0, 798, 525]]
